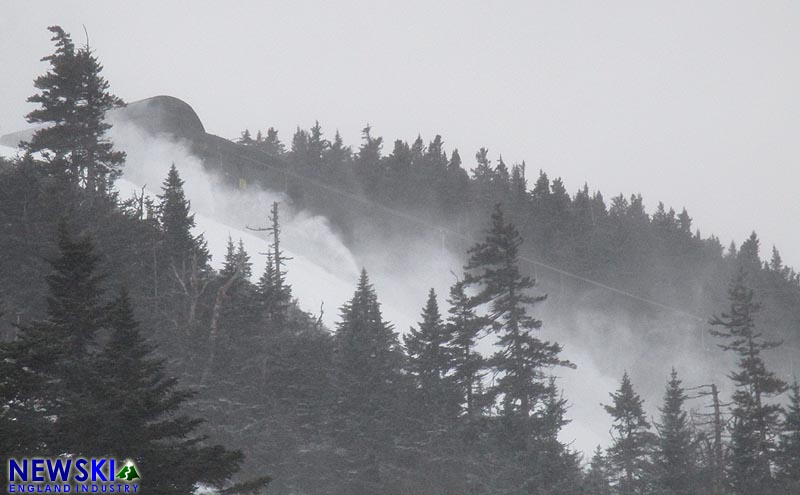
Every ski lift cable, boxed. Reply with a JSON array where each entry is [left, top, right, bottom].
[[227, 148, 722, 318], [224, 146, 800, 352]]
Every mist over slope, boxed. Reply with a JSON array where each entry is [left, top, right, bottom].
[[3, 94, 797, 459], [96, 98, 795, 455]]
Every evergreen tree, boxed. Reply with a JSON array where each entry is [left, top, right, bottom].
[[709, 268, 786, 494], [324, 130, 352, 186], [3, 231, 115, 459], [604, 372, 656, 495], [0, 225, 108, 458], [238, 129, 254, 145], [259, 127, 286, 157], [256, 202, 292, 328], [24, 26, 125, 192], [445, 280, 485, 418], [464, 204, 573, 422], [158, 163, 208, 265], [94, 290, 257, 494], [236, 239, 252, 280], [653, 369, 696, 495], [215, 237, 256, 371], [222, 235, 237, 276], [404, 289, 452, 387], [331, 269, 405, 494], [463, 205, 576, 494], [471, 148, 495, 208], [221, 236, 252, 281], [355, 125, 384, 198], [307, 121, 328, 172], [777, 382, 800, 491], [586, 446, 614, 495], [256, 251, 278, 326]]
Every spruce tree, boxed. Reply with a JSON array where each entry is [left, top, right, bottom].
[[653, 369, 696, 495], [221, 236, 252, 281], [156, 164, 209, 341], [462, 205, 577, 494], [0, 225, 107, 458], [604, 372, 656, 495], [404, 288, 453, 392], [158, 163, 207, 265], [93, 290, 258, 495], [236, 239, 252, 279], [215, 237, 256, 371], [254, 202, 292, 329], [307, 121, 328, 171], [464, 204, 573, 422], [331, 269, 405, 494], [709, 268, 786, 494], [355, 125, 384, 198], [586, 446, 614, 495], [238, 129, 254, 145], [256, 251, 278, 326], [259, 127, 285, 157], [24, 26, 125, 192], [445, 280, 485, 418]]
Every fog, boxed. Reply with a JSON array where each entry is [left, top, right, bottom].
[[104, 121, 800, 459], [2, 116, 794, 459], [3, 1, 800, 270]]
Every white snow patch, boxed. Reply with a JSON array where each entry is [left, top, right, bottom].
[[108, 122, 416, 328], [0, 144, 21, 160]]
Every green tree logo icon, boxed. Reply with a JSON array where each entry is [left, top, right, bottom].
[[116, 461, 141, 482]]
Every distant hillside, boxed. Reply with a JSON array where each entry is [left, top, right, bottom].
[[4, 94, 798, 367]]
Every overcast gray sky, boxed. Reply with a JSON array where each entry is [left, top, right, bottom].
[[2, 1, 799, 267]]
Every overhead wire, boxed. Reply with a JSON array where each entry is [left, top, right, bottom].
[[221, 144, 800, 361]]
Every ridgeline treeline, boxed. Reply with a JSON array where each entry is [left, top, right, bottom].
[[233, 114, 800, 352], [1, 25, 800, 495]]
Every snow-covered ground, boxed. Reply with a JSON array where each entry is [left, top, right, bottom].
[[1, 133, 610, 456], [106, 123, 418, 330], [0, 143, 21, 160], [116, 177, 366, 328]]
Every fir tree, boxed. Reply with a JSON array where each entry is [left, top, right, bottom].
[[445, 280, 485, 417], [355, 125, 384, 198], [93, 290, 257, 494], [259, 127, 285, 157], [464, 204, 573, 422], [254, 202, 292, 328], [307, 121, 328, 171], [222, 236, 237, 276], [0, 225, 108, 458], [653, 369, 696, 495], [221, 237, 252, 281], [24, 26, 125, 192], [256, 251, 278, 326], [404, 289, 452, 388], [331, 269, 405, 493], [604, 372, 656, 495], [236, 239, 252, 280], [325, 130, 352, 185], [158, 164, 206, 263], [238, 129, 254, 145], [709, 268, 786, 494], [586, 446, 614, 495]]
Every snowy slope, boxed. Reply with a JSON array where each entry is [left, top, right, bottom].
[[0, 144, 20, 160], [116, 178, 369, 329], [3, 134, 607, 455]]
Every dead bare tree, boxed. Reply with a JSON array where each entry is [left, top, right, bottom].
[[170, 252, 210, 333], [203, 254, 245, 383], [688, 383, 731, 495]]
